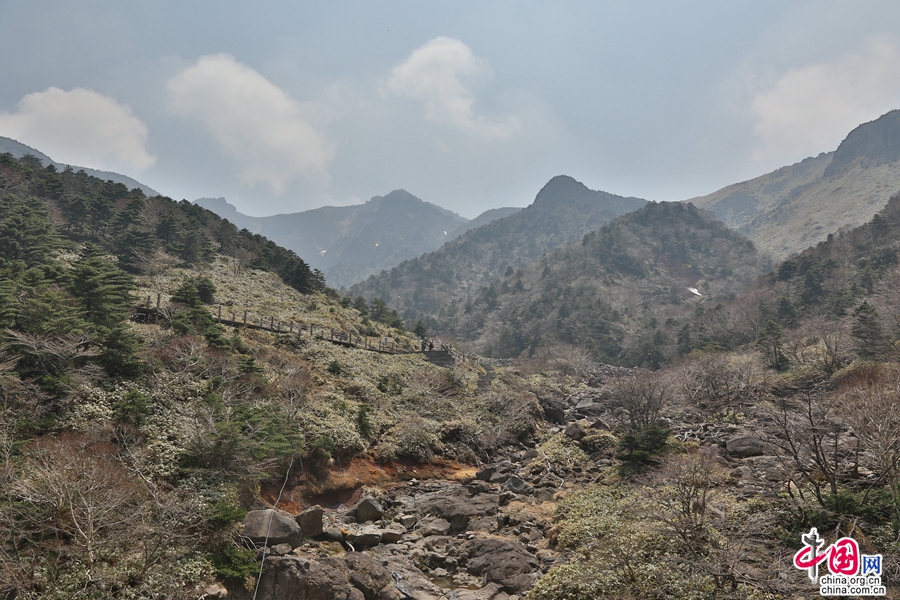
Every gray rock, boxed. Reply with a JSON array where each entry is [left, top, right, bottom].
[[395, 514, 418, 529], [296, 504, 325, 537], [411, 486, 500, 533], [351, 496, 384, 523], [255, 553, 398, 600], [533, 488, 555, 502], [539, 396, 567, 424], [726, 435, 768, 458], [322, 526, 345, 542], [502, 476, 534, 496], [380, 525, 406, 543], [564, 422, 586, 441], [463, 537, 540, 594], [475, 465, 497, 481], [419, 517, 452, 537], [346, 525, 382, 547], [270, 543, 293, 555], [241, 509, 302, 547]]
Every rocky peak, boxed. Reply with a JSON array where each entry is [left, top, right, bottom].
[[825, 109, 900, 177]]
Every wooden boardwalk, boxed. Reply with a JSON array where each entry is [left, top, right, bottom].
[[132, 295, 467, 363]]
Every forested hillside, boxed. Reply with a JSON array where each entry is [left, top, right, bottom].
[[436, 201, 768, 364], [350, 175, 647, 320]]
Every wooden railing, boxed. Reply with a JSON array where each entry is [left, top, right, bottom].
[[133, 294, 414, 355]]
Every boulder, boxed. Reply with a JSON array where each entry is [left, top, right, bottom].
[[418, 517, 452, 537], [726, 435, 768, 458], [463, 537, 540, 594], [475, 465, 497, 481], [255, 553, 398, 600], [564, 422, 586, 441], [346, 525, 382, 547], [297, 505, 325, 537], [411, 486, 500, 533], [351, 496, 384, 523], [502, 476, 534, 496], [241, 509, 303, 547], [538, 396, 567, 424]]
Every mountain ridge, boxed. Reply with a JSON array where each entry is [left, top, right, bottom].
[[0, 135, 160, 197]]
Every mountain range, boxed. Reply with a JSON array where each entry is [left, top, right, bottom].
[[348, 175, 649, 320], [195, 193, 522, 288]]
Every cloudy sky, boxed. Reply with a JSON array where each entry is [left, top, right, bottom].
[[2, 1, 900, 218]]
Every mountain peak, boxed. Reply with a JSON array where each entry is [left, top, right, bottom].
[[825, 109, 900, 176], [532, 175, 589, 206]]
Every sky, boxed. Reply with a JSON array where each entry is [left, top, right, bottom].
[[1, 1, 900, 218]]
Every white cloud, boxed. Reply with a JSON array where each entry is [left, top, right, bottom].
[[166, 54, 334, 193], [751, 35, 900, 163], [0, 87, 156, 172], [387, 36, 520, 140]]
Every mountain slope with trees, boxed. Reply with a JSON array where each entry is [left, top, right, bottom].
[[435, 201, 768, 364], [349, 175, 648, 321], [688, 109, 900, 260]]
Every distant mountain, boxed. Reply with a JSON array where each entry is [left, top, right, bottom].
[[448, 206, 522, 238], [689, 109, 900, 260], [349, 175, 648, 320], [0, 136, 159, 197], [196, 192, 519, 288], [436, 201, 768, 363]]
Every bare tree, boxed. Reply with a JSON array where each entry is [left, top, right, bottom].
[[839, 363, 900, 521], [611, 370, 671, 431]]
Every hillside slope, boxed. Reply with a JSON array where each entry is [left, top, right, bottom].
[[689, 109, 900, 260], [349, 175, 648, 321], [436, 201, 767, 364]]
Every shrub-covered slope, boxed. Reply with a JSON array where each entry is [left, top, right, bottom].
[[436, 201, 768, 365]]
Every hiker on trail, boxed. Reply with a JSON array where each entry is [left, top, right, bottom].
[[428, 340, 434, 351], [421, 339, 427, 352]]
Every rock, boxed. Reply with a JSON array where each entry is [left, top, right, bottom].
[[419, 517, 452, 537], [489, 472, 511, 484], [411, 486, 500, 533], [256, 553, 403, 600], [202, 582, 228, 598], [241, 509, 303, 547], [564, 422, 586, 441], [351, 496, 384, 523], [296, 505, 325, 537], [380, 525, 406, 543], [395, 514, 418, 529], [463, 537, 540, 594], [502, 476, 534, 496], [455, 582, 516, 599], [726, 435, 768, 458], [466, 480, 493, 495], [538, 396, 567, 424], [270, 543, 293, 555], [370, 545, 447, 600], [346, 525, 382, 547], [323, 526, 345, 542], [533, 489, 555, 503], [475, 465, 497, 481], [574, 398, 603, 416], [589, 417, 611, 430]]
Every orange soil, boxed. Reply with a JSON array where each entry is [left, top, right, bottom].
[[260, 457, 479, 513]]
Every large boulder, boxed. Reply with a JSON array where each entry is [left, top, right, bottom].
[[351, 497, 384, 523], [538, 396, 567, 424], [296, 505, 325, 537], [726, 435, 769, 458], [463, 537, 540, 594], [411, 486, 499, 533], [241, 509, 302, 547], [255, 553, 398, 600]]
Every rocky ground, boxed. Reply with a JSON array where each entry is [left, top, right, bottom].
[[203, 364, 838, 600]]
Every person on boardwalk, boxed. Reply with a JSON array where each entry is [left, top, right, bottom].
[[428, 340, 434, 351], [421, 339, 427, 352]]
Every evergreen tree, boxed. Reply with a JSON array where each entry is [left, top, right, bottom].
[[852, 301, 888, 360]]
